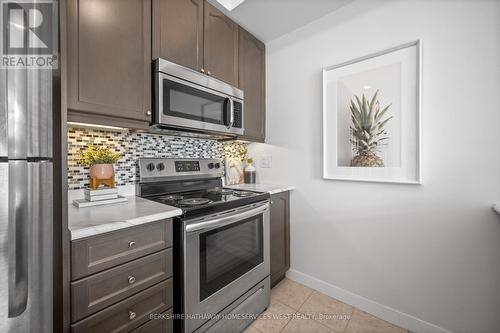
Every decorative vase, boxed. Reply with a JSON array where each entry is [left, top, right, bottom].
[[89, 164, 115, 179], [350, 152, 384, 167], [244, 163, 256, 184], [88, 164, 115, 189]]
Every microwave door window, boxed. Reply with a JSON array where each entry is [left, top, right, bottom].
[[164, 79, 225, 125], [200, 216, 264, 301]]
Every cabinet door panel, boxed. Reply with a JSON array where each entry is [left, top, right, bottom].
[[152, 0, 204, 71], [203, 2, 238, 86], [270, 192, 290, 287], [67, 0, 151, 123], [238, 28, 265, 141]]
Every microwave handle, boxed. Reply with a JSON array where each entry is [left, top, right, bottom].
[[229, 98, 234, 128], [186, 202, 269, 234], [224, 98, 234, 129]]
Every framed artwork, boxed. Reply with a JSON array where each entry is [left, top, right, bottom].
[[323, 40, 422, 184]]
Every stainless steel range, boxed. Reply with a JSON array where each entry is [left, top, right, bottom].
[[137, 158, 271, 333]]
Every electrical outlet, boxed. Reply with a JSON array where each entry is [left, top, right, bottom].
[[261, 156, 272, 168]]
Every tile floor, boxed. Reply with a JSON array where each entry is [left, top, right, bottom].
[[245, 278, 408, 333]]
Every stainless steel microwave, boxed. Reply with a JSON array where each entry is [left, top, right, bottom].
[[153, 59, 244, 137]]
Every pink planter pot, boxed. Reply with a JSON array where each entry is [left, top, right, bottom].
[[89, 164, 115, 179]]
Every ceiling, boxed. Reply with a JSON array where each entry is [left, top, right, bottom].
[[207, 0, 354, 43]]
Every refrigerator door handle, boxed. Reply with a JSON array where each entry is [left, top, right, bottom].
[[7, 161, 28, 317]]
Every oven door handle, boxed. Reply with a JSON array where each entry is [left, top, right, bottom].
[[186, 202, 269, 234]]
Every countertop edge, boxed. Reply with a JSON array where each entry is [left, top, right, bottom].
[[268, 186, 295, 194], [225, 184, 295, 195], [69, 198, 183, 241]]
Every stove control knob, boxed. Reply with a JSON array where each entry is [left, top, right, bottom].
[[208, 163, 214, 169], [214, 162, 221, 169], [146, 163, 155, 171], [157, 163, 165, 171]]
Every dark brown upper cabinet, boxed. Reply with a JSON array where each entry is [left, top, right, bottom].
[[203, 2, 239, 86], [152, 0, 204, 71], [153, 0, 238, 86], [238, 27, 266, 142], [67, 0, 151, 129]]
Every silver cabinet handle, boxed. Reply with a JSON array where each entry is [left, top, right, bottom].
[[8, 161, 29, 317], [207, 71, 211, 75], [128, 276, 136, 284], [129, 311, 137, 320], [200, 68, 205, 73], [146, 110, 151, 116], [128, 241, 136, 248]]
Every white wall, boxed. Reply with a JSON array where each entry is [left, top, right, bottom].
[[249, 1, 500, 332]]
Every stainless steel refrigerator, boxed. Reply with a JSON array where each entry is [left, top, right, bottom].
[[0, 7, 60, 332]]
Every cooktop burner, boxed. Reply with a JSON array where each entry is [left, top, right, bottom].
[[207, 188, 235, 195], [150, 186, 265, 212], [178, 198, 212, 206], [232, 191, 256, 197]]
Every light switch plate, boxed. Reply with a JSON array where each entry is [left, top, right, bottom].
[[261, 156, 272, 168]]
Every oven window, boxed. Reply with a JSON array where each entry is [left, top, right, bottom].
[[163, 79, 227, 125], [199, 215, 263, 301]]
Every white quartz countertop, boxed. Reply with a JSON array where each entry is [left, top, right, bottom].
[[493, 204, 500, 215], [68, 196, 182, 240], [225, 183, 295, 195]]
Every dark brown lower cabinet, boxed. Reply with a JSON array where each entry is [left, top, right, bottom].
[[70, 220, 174, 333], [270, 191, 290, 287], [71, 279, 172, 333]]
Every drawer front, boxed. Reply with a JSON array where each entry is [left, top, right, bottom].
[[71, 220, 172, 280], [71, 279, 173, 333], [131, 308, 173, 333], [71, 249, 173, 322]]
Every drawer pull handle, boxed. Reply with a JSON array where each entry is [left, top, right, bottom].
[[128, 241, 136, 248], [128, 276, 136, 284], [129, 311, 137, 320]]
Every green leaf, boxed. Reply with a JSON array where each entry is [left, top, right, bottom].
[[378, 116, 393, 130], [375, 104, 391, 122]]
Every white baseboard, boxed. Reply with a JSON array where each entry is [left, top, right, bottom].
[[286, 269, 452, 333]]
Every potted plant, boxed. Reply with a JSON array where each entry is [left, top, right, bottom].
[[349, 90, 392, 167], [78, 145, 121, 188]]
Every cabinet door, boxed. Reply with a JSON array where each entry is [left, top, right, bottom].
[[67, 0, 151, 126], [238, 28, 266, 142], [203, 2, 238, 86], [152, 0, 204, 71], [270, 192, 290, 287]]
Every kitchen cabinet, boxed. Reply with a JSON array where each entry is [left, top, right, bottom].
[[153, 0, 238, 86], [69, 220, 173, 331], [67, 0, 266, 138], [203, 2, 239, 86], [238, 27, 266, 142], [270, 191, 290, 287], [67, 0, 151, 129], [152, 0, 204, 71]]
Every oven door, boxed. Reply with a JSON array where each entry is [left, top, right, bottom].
[[184, 202, 270, 333], [156, 73, 244, 135]]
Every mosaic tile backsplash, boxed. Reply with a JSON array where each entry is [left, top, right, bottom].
[[67, 127, 247, 190]]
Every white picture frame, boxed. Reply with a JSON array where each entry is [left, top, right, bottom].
[[322, 40, 422, 184]]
